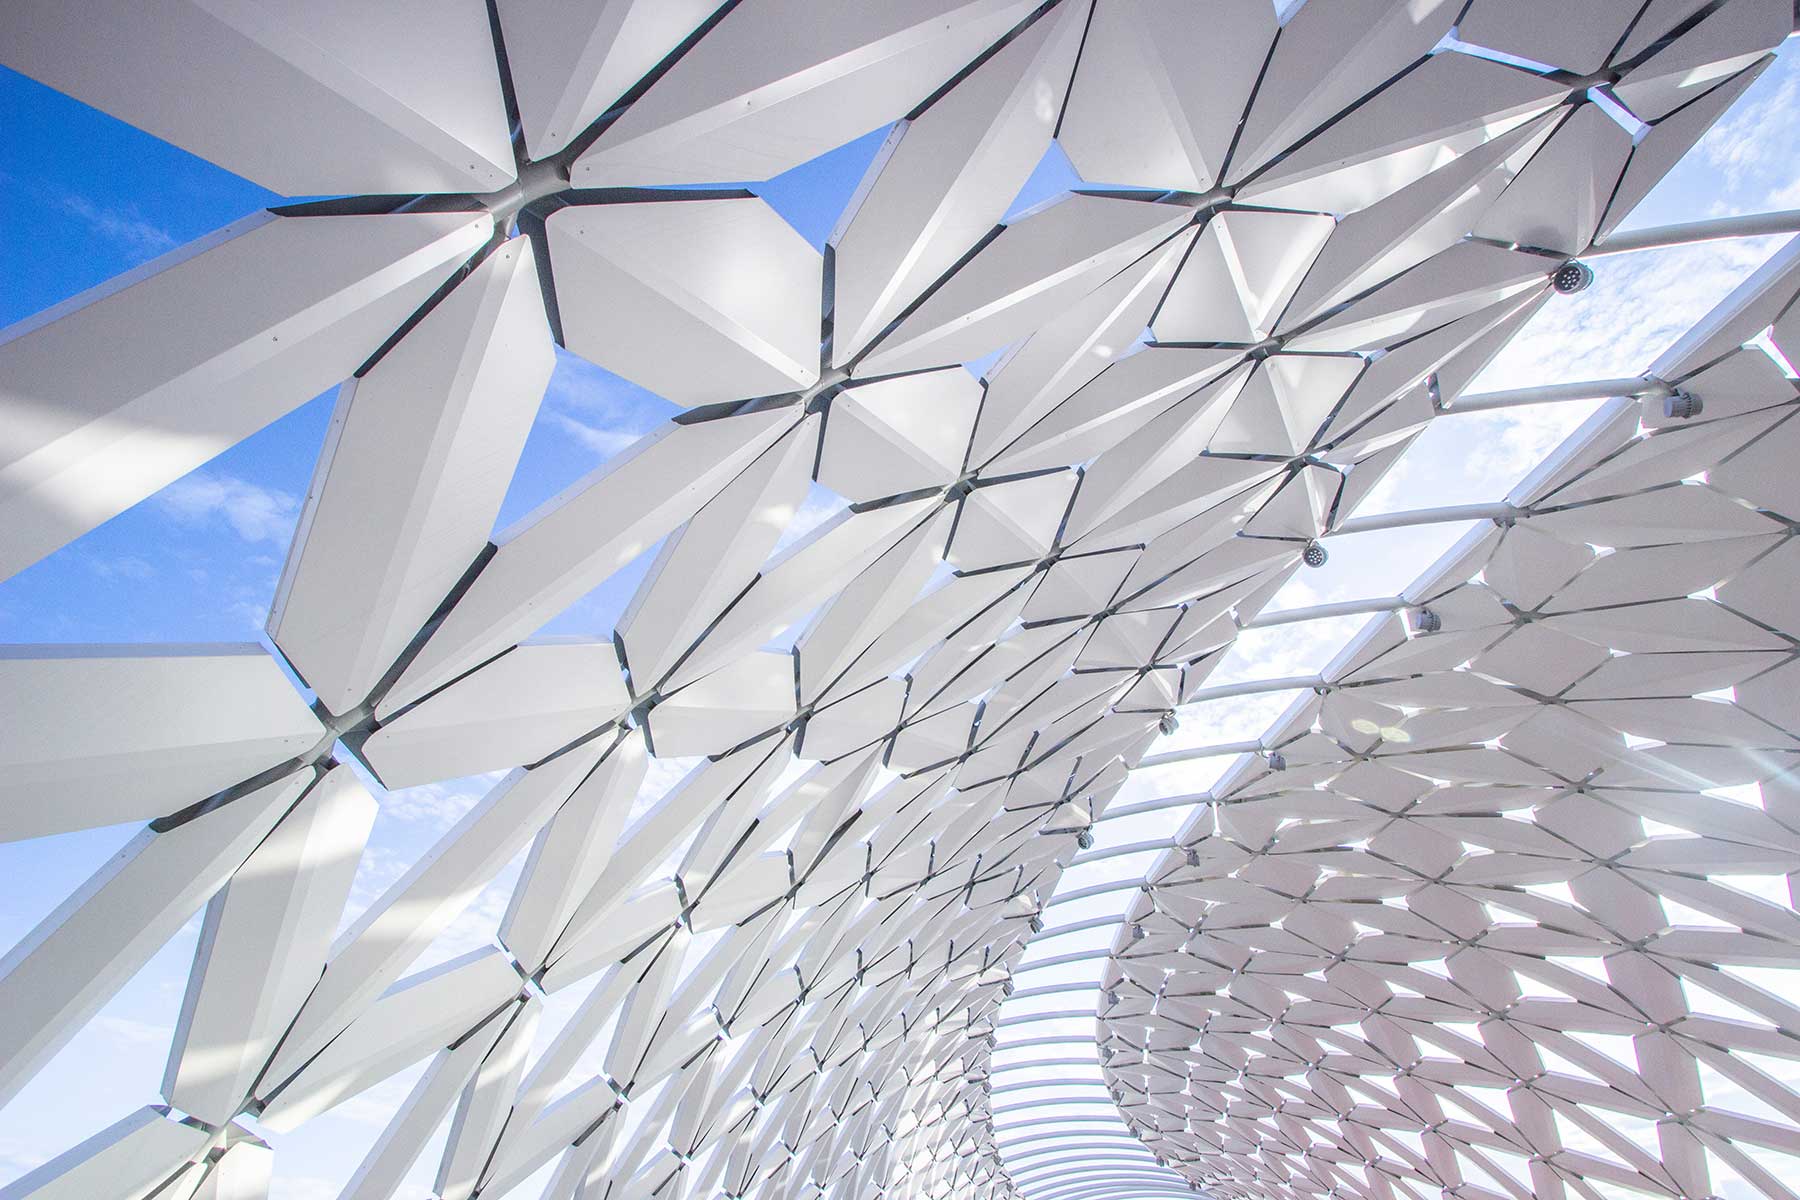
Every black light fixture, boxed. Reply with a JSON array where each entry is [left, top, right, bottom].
[[1553, 260, 1594, 294], [1303, 540, 1328, 568]]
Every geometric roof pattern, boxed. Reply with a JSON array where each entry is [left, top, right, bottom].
[[0, 3, 1796, 1200], [1102, 296, 1800, 1200]]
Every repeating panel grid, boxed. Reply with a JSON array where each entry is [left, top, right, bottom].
[[0, 3, 1794, 1199]]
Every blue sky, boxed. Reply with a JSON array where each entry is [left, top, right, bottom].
[[1, 35, 1797, 1199]]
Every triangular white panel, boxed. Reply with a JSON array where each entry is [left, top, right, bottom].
[[549, 197, 822, 407]]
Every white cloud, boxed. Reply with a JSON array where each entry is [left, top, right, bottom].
[[772, 484, 847, 556], [0, 1138, 48, 1175], [537, 347, 681, 464], [1473, 237, 1779, 394], [548, 411, 640, 458], [414, 859, 526, 969], [337, 843, 409, 935], [58, 194, 177, 258], [1207, 615, 1370, 691], [232, 603, 267, 632], [1697, 60, 1799, 193], [1454, 403, 1599, 496], [545, 348, 664, 417], [378, 774, 499, 830], [631, 754, 704, 825], [315, 1067, 437, 1134], [86, 555, 154, 581], [94, 1015, 171, 1047], [269, 1175, 346, 1200], [158, 472, 301, 544], [334, 771, 511, 936]]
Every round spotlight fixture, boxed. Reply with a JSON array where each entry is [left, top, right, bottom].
[[1553, 260, 1595, 294]]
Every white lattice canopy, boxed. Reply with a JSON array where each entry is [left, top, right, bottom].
[[1, 3, 1799, 1200]]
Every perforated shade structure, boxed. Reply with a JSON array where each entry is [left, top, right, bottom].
[[2, 3, 1800, 1200]]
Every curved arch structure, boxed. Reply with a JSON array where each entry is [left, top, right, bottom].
[[1096, 283, 1800, 1199], [1, 2, 1798, 1199]]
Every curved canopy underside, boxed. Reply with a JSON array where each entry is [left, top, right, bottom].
[[0, 2, 1798, 1199]]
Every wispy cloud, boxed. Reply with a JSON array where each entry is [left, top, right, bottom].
[[228, 598, 272, 631], [772, 484, 846, 556], [537, 347, 678, 462], [416, 859, 526, 969], [269, 1175, 349, 1200], [334, 771, 509, 937], [545, 349, 668, 421], [0, 1138, 48, 1176], [1365, 398, 1601, 513], [1474, 238, 1777, 395], [57, 194, 177, 258], [158, 472, 301, 544], [548, 410, 640, 458], [86, 554, 154, 582], [1462, 403, 1597, 489], [328, 1072, 432, 1131], [379, 774, 500, 830], [1697, 60, 1799, 194], [631, 754, 704, 825], [94, 1015, 170, 1047]]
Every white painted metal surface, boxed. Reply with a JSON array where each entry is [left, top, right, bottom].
[[1, 4, 1797, 1199]]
